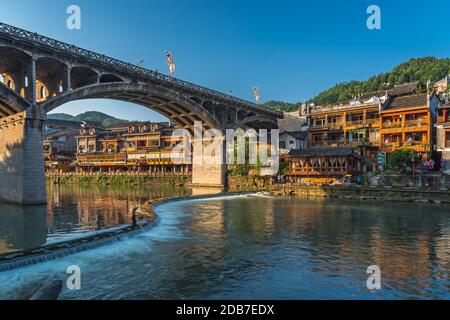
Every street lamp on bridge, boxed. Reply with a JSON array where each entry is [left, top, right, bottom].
[[165, 51, 176, 77]]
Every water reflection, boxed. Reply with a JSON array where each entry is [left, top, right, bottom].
[[0, 184, 190, 253], [0, 204, 47, 253], [162, 197, 450, 299], [0, 194, 449, 299]]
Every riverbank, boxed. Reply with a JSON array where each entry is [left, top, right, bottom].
[[269, 185, 450, 203], [227, 175, 450, 203], [46, 173, 190, 186]]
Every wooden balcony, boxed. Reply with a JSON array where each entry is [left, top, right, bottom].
[[382, 122, 402, 129], [310, 142, 328, 147], [77, 153, 127, 163], [289, 167, 351, 176], [382, 141, 428, 153], [405, 120, 429, 128], [437, 116, 450, 124], [365, 118, 380, 125], [346, 120, 364, 127]]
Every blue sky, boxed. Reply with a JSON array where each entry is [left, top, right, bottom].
[[2, 0, 450, 121]]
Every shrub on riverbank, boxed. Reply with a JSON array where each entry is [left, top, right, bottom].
[[47, 174, 189, 186]]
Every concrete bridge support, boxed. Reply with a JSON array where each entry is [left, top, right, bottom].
[[192, 163, 227, 188], [191, 136, 227, 188], [0, 111, 46, 205]]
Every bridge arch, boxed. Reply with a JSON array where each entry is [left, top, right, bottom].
[[100, 74, 123, 83], [35, 57, 68, 98], [0, 45, 32, 96], [40, 82, 221, 131], [234, 115, 279, 130], [71, 66, 99, 90]]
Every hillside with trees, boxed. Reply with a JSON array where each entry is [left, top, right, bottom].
[[260, 57, 450, 112], [309, 57, 450, 106], [48, 111, 130, 127], [261, 100, 300, 112]]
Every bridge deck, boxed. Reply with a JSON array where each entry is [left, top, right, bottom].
[[0, 21, 282, 119]]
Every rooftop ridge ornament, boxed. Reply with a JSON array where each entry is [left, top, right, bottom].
[[0, 21, 281, 116]]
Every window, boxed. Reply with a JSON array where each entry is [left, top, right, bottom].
[[312, 134, 324, 146], [40, 85, 46, 99]]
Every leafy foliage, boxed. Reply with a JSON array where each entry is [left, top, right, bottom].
[[386, 149, 421, 173], [228, 138, 264, 177], [47, 113, 75, 121], [278, 159, 290, 176], [262, 100, 300, 112], [48, 111, 130, 128], [309, 57, 450, 106]]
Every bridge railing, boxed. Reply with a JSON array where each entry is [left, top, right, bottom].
[[0, 22, 282, 117]]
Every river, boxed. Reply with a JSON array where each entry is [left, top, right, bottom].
[[0, 185, 449, 299]]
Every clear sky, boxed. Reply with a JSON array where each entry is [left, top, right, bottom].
[[2, 0, 450, 121]]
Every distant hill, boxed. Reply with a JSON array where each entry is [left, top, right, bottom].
[[48, 111, 130, 128], [47, 113, 76, 121]]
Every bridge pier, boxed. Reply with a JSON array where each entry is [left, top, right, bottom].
[[191, 135, 227, 189], [0, 111, 47, 205], [192, 163, 227, 188]]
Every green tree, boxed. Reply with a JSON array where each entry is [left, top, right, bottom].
[[386, 149, 421, 173], [278, 159, 290, 176]]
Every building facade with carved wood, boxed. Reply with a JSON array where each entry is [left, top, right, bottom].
[[75, 122, 191, 175]]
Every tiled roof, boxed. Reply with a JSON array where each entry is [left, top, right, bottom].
[[360, 90, 388, 101], [388, 82, 421, 97], [288, 147, 356, 157], [383, 94, 428, 111], [282, 131, 308, 140]]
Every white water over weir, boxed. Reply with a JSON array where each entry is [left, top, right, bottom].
[[0, 193, 262, 273], [0, 219, 157, 273]]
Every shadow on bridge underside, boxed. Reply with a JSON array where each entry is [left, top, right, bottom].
[[40, 82, 222, 132], [0, 83, 30, 117]]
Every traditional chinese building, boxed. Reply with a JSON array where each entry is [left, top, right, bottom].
[[75, 122, 191, 175], [43, 119, 89, 173], [279, 131, 308, 155], [307, 96, 383, 171], [380, 90, 439, 158], [286, 147, 361, 184], [436, 103, 450, 173]]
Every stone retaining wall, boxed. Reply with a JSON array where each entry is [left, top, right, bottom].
[[227, 176, 273, 192], [271, 185, 450, 203], [369, 174, 450, 189]]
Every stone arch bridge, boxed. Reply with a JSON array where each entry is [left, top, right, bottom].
[[0, 22, 282, 204]]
